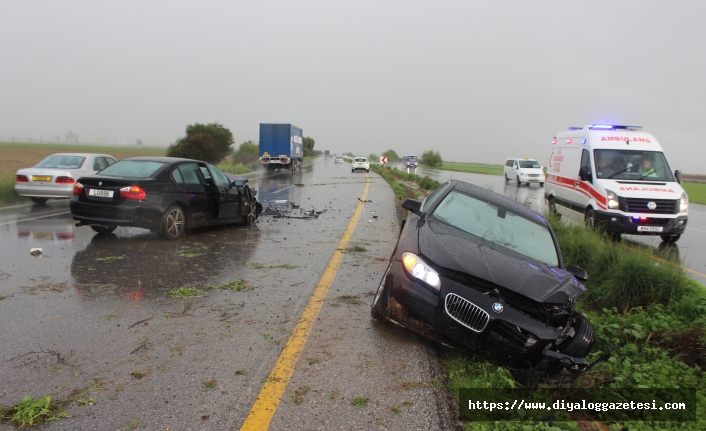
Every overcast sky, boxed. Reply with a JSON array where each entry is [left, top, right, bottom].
[[1, 0, 704, 173]]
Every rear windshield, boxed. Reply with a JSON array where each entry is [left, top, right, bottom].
[[35, 155, 85, 169], [355, 158, 367, 162], [98, 160, 165, 178], [431, 191, 559, 266], [520, 160, 540, 169]]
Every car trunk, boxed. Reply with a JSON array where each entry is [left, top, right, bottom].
[[77, 177, 144, 206]]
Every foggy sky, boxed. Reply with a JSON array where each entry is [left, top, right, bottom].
[[1, 0, 704, 173]]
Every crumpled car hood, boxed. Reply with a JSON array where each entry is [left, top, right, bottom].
[[419, 220, 585, 303]]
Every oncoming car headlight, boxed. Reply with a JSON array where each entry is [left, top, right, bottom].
[[606, 189, 619, 209], [402, 252, 441, 290]]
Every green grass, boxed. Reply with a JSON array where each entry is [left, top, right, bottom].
[[371, 166, 440, 201], [351, 397, 368, 408], [439, 162, 504, 176], [0, 395, 68, 427], [682, 181, 706, 205], [209, 279, 252, 292], [0, 174, 26, 205], [216, 161, 257, 175], [167, 286, 207, 298]]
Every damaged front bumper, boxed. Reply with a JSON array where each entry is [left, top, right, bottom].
[[373, 259, 596, 380]]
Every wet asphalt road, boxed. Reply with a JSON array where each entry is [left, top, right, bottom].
[[414, 166, 706, 285], [0, 159, 455, 430]]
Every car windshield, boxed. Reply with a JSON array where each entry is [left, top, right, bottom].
[[406, 156, 417, 161], [35, 155, 85, 169], [520, 160, 540, 168], [431, 191, 559, 266], [98, 160, 165, 178], [355, 158, 367, 162], [594, 149, 674, 181]]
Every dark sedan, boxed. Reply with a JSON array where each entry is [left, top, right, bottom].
[[70, 157, 262, 239], [371, 180, 596, 381]]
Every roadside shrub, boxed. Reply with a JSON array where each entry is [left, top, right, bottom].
[[231, 141, 259, 165], [166, 123, 234, 163], [0, 173, 26, 205], [420, 150, 443, 168]]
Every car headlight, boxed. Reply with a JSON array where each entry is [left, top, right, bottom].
[[402, 252, 441, 290], [606, 189, 619, 209], [680, 193, 688, 213], [520, 173, 527, 176]]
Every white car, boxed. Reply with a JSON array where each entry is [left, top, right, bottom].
[[504, 158, 545, 187], [351, 157, 370, 173], [335, 155, 343, 163], [15, 153, 118, 204]]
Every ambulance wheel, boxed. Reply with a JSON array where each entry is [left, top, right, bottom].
[[516, 175, 521, 186], [609, 231, 622, 242], [585, 209, 596, 230], [661, 234, 680, 243], [547, 197, 559, 217], [540, 182, 545, 187], [504, 174, 509, 183]]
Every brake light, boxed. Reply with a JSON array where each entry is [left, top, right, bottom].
[[73, 182, 84, 195], [55, 176, 74, 184], [16, 175, 28, 183], [120, 185, 146, 200]]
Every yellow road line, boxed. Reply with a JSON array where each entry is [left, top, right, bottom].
[[240, 174, 371, 431], [618, 243, 706, 279]]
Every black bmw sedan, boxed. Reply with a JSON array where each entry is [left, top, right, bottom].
[[372, 180, 596, 379], [70, 157, 261, 239]]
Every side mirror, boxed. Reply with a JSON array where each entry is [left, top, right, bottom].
[[251, 189, 257, 197], [565, 264, 588, 282], [233, 180, 245, 188], [401, 198, 423, 216], [674, 170, 682, 184], [579, 166, 592, 183]]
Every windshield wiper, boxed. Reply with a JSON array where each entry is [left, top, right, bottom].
[[608, 166, 632, 179]]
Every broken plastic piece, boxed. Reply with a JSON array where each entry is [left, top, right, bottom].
[[30, 248, 42, 256]]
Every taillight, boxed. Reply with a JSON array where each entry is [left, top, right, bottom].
[[120, 185, 146, 200], [55, 176, 74, 184], [16, 175, 28, 183], [73, 182, 84, 195]]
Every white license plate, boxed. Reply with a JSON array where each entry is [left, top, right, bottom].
[[88, 189, 114, 198], [637, 226, 663, 233]]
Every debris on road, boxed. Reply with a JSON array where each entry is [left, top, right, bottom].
[[30, 248, 42, 256], [358, 197, 372, 202]]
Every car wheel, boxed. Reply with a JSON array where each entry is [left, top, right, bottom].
[[91, 225, 117, 234], [560, 314, 595, 358], [504, 174, 509, 183], [661, 234, 681, 243], [609, 231, 622, 242], [540, 182, 544, 187], [516, 176, 521, 186], [160, 205, 186, 240], [547, 197, 560, 218], [585, 209, 596, 230], [371, 263, 392, 321], [30, 197, 48, 204]]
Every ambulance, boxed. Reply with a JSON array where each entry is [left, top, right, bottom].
[[545, 125, 688, 242]]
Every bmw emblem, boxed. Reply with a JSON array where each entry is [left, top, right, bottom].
[[99, 181, 103, 186], [647, 201, 657, 210], [492, 303, 504, 313]]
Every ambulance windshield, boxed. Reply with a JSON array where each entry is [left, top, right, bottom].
[[594, 150, 674, 182]]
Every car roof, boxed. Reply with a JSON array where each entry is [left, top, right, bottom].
[[43, 153, 110, 157], [448, 180, 547, 224], [122, 156, 199, 163]]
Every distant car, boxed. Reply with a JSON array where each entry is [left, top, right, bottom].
[[352, 157, 370, 173], [335, 155, 343, 164], [70, 157, 262, 239], [504, 158, 545, 187], [371, 180, 595, 380], [15, 153, 118, 204]]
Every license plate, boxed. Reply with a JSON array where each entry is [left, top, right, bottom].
[[32, 176, 51, 182], [88, 189, 114, 198], [637, 226, 663, 233]]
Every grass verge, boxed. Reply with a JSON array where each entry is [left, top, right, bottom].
[[216, 161, 259, 176], [0, 395, 68, 427], [682, 181, 706, 205], [439, 162, 504, 176], [0, 174, 27, 205], [370, 166, 440, 201]]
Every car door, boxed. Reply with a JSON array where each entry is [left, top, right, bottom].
[[206, 164, 240, 220], [173, 163, 212, 226]]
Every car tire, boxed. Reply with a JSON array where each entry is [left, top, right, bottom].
[[547, 197, 560, 218], [516, 175, 521, 186], [585, 209, 596, 230], [540, 182, 544, 187], [609, 231, 622, 242], [560, 314, 595, 358], [661, 234, 680, 243], [160, 205, 186, 240], [504, 174, 509, 183], [30, 197, 48, 204], [91, 225, 117, 234]]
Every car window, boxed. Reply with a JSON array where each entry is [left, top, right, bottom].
[[199, 166, 213, 181], [207, 164, 230, 187], [35, 155, 85, 169], [354, 158, 367, 162], [93, 157, 109, 171], [421, 181, 451, 212], [519, 160, 540, 169], [106, 157, 117, 166], [178, 163, 205, 185], [505, 160, 513, 167], [431, 191, 559, 266], [98, 160, 165, 177], [171, 168, 184, 184]]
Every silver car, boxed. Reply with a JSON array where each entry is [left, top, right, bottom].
[[15, 153, 117, 204]]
